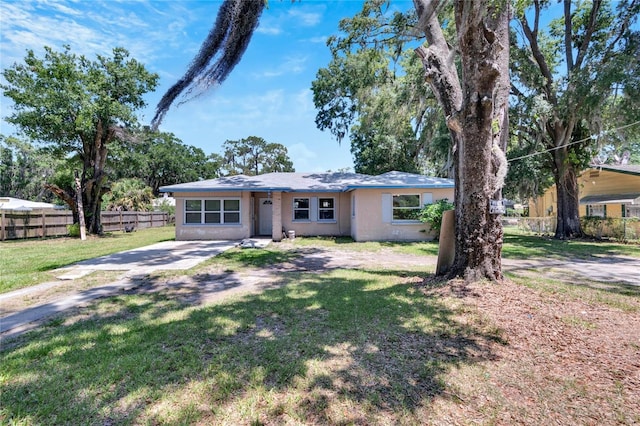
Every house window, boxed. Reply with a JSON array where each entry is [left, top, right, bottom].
[[587, 204, 606, 218], [293, 198, 310, 220], [626, 205, 640, 218], [318, 198, 335, 220], [184, 198, 241, 224], [392, 194, 421, 221]]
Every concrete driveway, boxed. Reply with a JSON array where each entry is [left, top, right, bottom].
[[1, 239, 269, 339], [54, 240, 244, 279]]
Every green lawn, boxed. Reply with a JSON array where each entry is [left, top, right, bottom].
[[0, 226, 175, 293], [0, 262, 475, 425], [1, 236, 639, 424], [2, 228, 638, 295], [291, 232, 640, 260], [501, 232, 640, 259]]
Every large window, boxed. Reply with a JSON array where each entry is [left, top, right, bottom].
[[319, 198, 335, 220], [185, 198, 240, 224], [586, 204, 606, 218], [392, 194, 421, 221], [293, 198, 310, 220], [625, 205, 640, 218]]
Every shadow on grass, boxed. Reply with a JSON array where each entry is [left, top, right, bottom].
[[1, 268, 498, 424]]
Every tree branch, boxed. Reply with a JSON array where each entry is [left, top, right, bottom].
[[413, 0, 462, 132], [574, 0, 602, 70], [519, 12, 556, 105], [564, 0, 574, 71]]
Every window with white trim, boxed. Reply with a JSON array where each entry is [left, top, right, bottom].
[[586, 204, 606, 218], [293, 198, 310, 220], [625, 205, 640, 218], [392, 194, 421, 221], [318, 198, 335, 220], [184, 198, 241, 224]]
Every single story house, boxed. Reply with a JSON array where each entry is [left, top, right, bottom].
[[529, 164, 640, 218], [159, 171, 455, 242]]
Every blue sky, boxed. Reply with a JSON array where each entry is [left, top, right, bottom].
[[0, 0, 413, 173]]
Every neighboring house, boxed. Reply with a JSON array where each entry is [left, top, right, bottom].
[[529, 164, 640, 218], [159, 171, 455, 242], [0, 197, 60, 211]]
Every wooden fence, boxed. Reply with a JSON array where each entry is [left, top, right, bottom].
[[0, 210, 169, 241]]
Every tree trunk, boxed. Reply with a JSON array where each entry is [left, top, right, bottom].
[[414, 0, 509, 282], [82, 121, 111, 235], [553, 148, 583, 239]]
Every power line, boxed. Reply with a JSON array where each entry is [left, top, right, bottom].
[[507, 120, 640, 163]]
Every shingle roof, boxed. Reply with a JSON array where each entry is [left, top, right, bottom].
[[160, 171, 454, 193]]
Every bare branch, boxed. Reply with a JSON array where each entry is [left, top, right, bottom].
[[519, 12, 556, 104], [564, 0, 574, 70], [574, 0, 603, 70]]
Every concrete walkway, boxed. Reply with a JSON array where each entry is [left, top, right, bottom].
[[0, 239, 269, 340]]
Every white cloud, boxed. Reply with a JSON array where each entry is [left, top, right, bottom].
[[253, 55, 308, 79], [256, 25, 281, 35], [288, 9, 321, 27], [307, 36, 328, 44], [288, 142, 322, 172]]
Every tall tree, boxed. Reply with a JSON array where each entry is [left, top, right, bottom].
[[102, 178, 154, 212], [0, 135, 62, 202], [1, 46, 158, 234], [510, 0, 640, 238], [108, 130, 223, 195], [312, 1, 452, 176], [414, 0, 510, 281], [222, 136, 294, 176], [154, 0, 508, 281]]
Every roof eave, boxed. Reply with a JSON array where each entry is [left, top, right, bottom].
[[344, 184, 455, 190]]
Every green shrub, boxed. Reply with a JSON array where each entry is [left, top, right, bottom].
[[419, 199, 454, 233], [67, 223, 80, 237]]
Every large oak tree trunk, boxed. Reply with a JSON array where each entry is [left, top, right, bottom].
[[553, 147, 583, 239], [415, 0, 509, 282], [82, 120, 111, 235]]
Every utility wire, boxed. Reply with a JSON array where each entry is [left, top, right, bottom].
[[507, 120, 640, 163]]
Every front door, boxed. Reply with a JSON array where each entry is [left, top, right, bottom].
[[259, 198, 273, 236]]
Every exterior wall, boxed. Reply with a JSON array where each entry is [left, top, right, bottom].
[[280, 192, 351, 237], [351, 187, 454, 242], [578, 169, 640, 197], [528, 185, 557, 217], [529, 169, 640, 219], [172, 186, 456, 241], [174, 191, 251, 240], [579, 169, 640, 218]]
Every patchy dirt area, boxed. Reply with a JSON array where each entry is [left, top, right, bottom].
[[423, 278, 640, 424]]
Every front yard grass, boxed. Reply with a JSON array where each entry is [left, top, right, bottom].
[[2, 237, 639, 425], [0, 226, 175, 293], [502, 232, 640, 259]]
